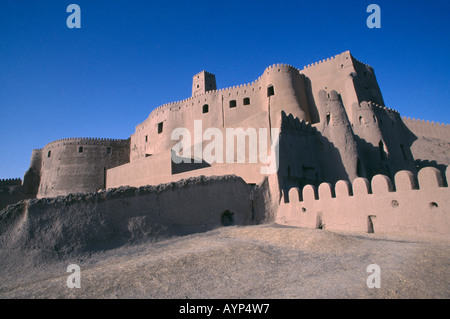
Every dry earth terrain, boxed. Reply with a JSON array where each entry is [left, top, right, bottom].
[[0, 224, 448, 299]]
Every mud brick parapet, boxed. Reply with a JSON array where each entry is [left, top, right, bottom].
[[277, 166, 450, 239], [0, 178, 22, 187], [402, 116, 450, 142]]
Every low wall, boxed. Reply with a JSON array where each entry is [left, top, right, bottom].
[[276, 166, 450, 240], [106, 149, 267, 188], [0, 175, 254, 255]]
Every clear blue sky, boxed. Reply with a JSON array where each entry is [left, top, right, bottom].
[[1, 0, 449, 178]]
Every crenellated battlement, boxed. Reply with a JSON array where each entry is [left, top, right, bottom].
[[402, 116, 450, 142], [351, 55, 373, 70], [283, 167, 447, 204], [358, 101, 400, 116], [264, 63, 299, 73], [278, 166, 449, 239], [402, 116, 450, 129], [280, 111, 315, 134], [300, 51, 349, 72], [142, 63, 304, 125], [0, 178, 22, 187], [43, 137, 130, 149]]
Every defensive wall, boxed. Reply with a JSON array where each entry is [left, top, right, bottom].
[[130, 63, 311, 163], [0, 178, 28, 211], [0, 178, 22, 187], [37, 137, 130, 198], [2, 50, 448, 213], [300, 51, 384, 123], [402, 117, 450, 142], [276, 166, 450, 240], [0, 175, 260, 255]]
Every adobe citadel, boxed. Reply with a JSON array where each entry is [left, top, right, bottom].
[[1, 51, 449, 241]]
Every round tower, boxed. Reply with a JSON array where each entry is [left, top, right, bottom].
[[351, 101, 392, 178], [317, 90, 359, 182], [261, 64, 311, 129], [37, 138, 130, 198]]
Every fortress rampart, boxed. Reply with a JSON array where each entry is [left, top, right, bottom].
[[402, 116, 450, 142], [37, 137, 130, 198], [1, 50, 448, 228], [0, 175, 260, 254], [0, 178, 22, 187], [276, 166, 449, 240], [300, 51, 384, 123], [130, 63, 310, 163]]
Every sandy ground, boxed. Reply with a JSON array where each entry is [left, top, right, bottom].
[[0, 224, 448, 299]]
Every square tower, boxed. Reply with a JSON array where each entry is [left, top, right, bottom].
[[192, 71, 217, 97]]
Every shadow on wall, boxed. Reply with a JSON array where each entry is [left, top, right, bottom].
[[415, 159, 448, 186], [354, 132, 418, 182], [303, 77, 320, 124], [354, 135, 392, 180], [171, 150, 212, 174], [276, 112, 349, 195]]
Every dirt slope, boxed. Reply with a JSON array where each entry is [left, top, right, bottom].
[[0, 224, 448, 299]]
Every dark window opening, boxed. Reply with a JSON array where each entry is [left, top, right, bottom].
[[316, 212, 324, 229], [78, 146, 83, 153], [359, 116, 365, 124], [106, 147, 112, 155], [158, 122, 163, 134], [221, 210, 235, 226], [197, 84, 199, 88], [243, 97, 250, 105], [47, 150, 51, 158], [229, 100, 237, 108], [267, 85, 274, 97], [202, 104, 209, 113], [368, 215, 376, 233], [145, 135, 148, 142]]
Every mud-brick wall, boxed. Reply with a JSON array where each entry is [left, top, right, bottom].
[[0, 175, 254, 255], [37, 138, 130, 198], [277, 166, 450, 240]]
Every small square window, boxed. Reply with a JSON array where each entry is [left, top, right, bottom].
[[243, 97, 250, 105], [229, 100, 237, 108], [267, 85, 274, 97], [78, 146, 83, 153], [106, 147, 112, 155], [202, 104, 209, 113], [158, 122, 163, 134]]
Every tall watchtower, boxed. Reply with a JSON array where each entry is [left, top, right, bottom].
[[192, 71, 216, 97]]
